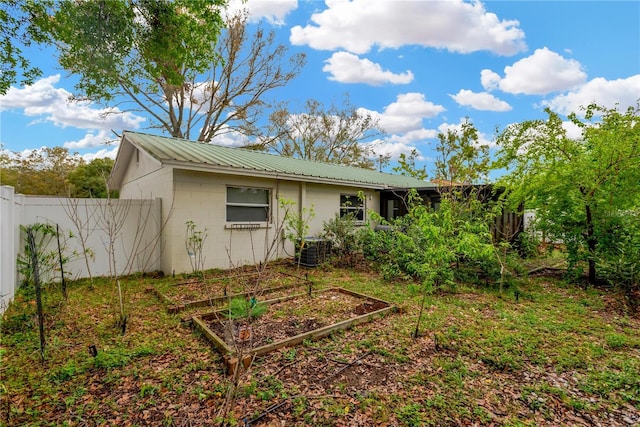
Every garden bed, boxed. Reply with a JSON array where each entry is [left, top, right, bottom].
[[191, 287, 396, 372], [150, 269, 312, 313]]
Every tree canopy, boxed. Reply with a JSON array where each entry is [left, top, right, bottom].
[[0, 148, 115, 197], [36, 2, 305, 142], [495, 103, 640, 283], [0, 0, 50, 94], [67, 157, 117, 198], [262, 98, 383, 169], [1, 147, 81, 195]]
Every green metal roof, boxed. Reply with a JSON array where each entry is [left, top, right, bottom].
[[121, 131, 434, 190]]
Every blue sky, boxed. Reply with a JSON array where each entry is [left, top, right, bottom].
[[1, 0, 639, 176]]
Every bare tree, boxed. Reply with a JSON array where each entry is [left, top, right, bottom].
[[40, 3, 305, 142], [62, 197, 99, 286], [261, 97, 384, 169]]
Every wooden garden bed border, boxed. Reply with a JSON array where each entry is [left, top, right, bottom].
[[151, 280, 308, 314], [191, 287, 397, 372]]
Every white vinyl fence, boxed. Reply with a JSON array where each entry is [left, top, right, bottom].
[[1, 186, 162, 314]]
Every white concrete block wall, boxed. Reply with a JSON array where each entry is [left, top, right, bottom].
[[161, 172, 382, 273]]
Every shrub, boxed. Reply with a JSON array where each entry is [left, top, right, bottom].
[[323, 212, 363, 266], [597, 210, 640, 313]]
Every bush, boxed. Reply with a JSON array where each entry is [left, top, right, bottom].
[[597, 211, 640, 313], [323, 212, 363, 266]]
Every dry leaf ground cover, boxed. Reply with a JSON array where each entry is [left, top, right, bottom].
[[1, 261, 639, 426]]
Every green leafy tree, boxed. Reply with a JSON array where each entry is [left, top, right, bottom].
[[434, 119, 493, 212], [0, 147, 82, 195], [67, 157, 116, 198], [495, 103, 640, 284], [263, 97, 383, 169], [392, 149, 428, 181], [0, 0, 51, 94], [363, 193, 494, 337], [38, 3, 305, 142]]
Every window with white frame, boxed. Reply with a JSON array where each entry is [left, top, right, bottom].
[[226, 187, 270, 222], [340, 194, 364, 222]]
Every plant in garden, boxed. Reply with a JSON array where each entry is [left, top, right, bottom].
[[283, 200, 316, 267], [228, 297, 268, 320], [16, 223, 70, 289], [323, 192, 366, 266], [495, 103, 640, 285], [185, 220, 208, 276], [362, 190, 495, 337], [63, 198, 98, 287], [597, 210, 640, 313], [24, 225, 47, 361]]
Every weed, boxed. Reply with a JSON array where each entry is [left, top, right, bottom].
[[396, 403, 424, 426], [605, 333, 628, 349], [139, 383, 159, 398], [94, 347, 132, 369], [50, 361, 82, 383], [284, 348, 296, 362]]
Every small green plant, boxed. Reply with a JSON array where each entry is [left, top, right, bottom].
[[396, 403, 423, 426], [17, 223, 63, 288], [185, 220, 208, 276], [139, 383, 159, 398], [228, 297, 267, 320], [283, 199, 316, 266], [93, 347, 132, 370], [605, 333, 628, 350]]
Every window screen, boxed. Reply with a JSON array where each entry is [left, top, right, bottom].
[[340, 194, 364, 222], [226, 187, 270, 222]]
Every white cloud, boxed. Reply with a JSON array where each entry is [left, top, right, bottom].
[[543, 75, 640, 116], [225, 0, 298, 25], [438, 120, 495, 147], [366, 140, 421, 161], [488, 47, 587, 95], [365, 92, 445, 135], [0, 75, 145, 131], [81, 144, 120, 162], [64, 130, 117, 150], [208, 127, 252, 147], [450, 89, 512, 112], [561, 120, 583, 140], [290, 0, 526, 55], [480, 69, 501, 91], [323, 52, 414, 85]]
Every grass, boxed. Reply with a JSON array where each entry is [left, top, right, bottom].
[[1, 260, 639, 426]]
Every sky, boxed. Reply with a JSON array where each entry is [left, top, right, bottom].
[[1, 0, 639, 176]]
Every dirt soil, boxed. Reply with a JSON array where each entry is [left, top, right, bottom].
[[205, 290, 390, 351]]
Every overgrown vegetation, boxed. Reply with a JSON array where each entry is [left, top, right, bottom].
[[1, 261, 638, 426]]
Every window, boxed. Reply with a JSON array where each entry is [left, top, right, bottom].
[[340, 194, 364, 222], [226, 187, 270, 222]]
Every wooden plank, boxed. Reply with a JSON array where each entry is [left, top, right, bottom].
[[191, 314, 234, 355], [194, 287, 397, 362], [251, 305, 396, 357], [333, 287, 393, 305], [160, 282, 305, 313]]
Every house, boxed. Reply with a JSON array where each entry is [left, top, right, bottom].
[[109, 131, 433, 274]]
